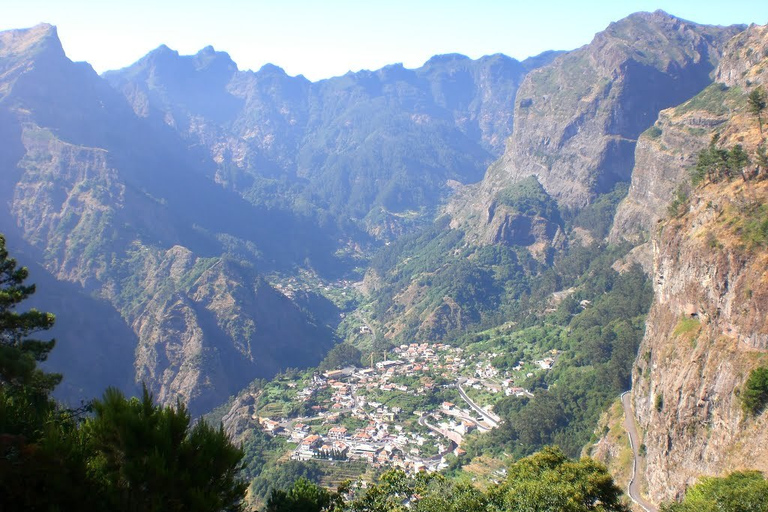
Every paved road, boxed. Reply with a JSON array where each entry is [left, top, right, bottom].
[[456, 381, 500, 426], [621, 392, 658, 512]]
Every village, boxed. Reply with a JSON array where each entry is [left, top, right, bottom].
[[255, 341, 556, 474]]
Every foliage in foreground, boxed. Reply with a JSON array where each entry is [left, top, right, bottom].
[[661, 470, 768, 512], [266, 447, 628, 512]]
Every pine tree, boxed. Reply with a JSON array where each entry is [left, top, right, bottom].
[[85, 386, 247, 512], [0, 233, 60, 397], [748, 87, 766, 136], [1, 233, 95, 512]]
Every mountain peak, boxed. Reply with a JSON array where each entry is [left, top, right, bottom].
[[152, 43, 177, 55], [424, 53, 471, 66], [193, 45, 237, 72], [257, 63, 287, 76], [0, 23, 65, 61]]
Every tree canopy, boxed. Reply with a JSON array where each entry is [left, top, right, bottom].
[[662, 471, 768, 512], [267, 447, 628, 512]]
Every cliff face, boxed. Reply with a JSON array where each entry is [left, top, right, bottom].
[[449, 11, 742, 249], [632, 182, 768, 503], [623, 24, 768, 503]]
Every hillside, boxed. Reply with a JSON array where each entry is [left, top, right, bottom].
[[360, 11, 742, 344], [0, 24, 336, 414]]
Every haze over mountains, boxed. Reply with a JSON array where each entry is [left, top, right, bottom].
[[0, 22, 556, 413], [1, 10, 768, 506]]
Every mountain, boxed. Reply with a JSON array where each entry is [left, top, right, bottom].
[[360, 12, 744, 344], [0, 23, 556, 413], [448, 11, 743, 252], [593, 23, 768, 504], [0, 24, 336, 414], [103, 46, 558, 239]]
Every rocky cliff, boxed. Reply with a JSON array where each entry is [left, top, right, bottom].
[[616, 24, 768, 504], [449, 11, 742, 251]]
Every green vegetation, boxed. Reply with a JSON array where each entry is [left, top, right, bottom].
[[496, 176, 562, 221], [463, 260, 651, 460], [645, 125, 663, 139], [0, 234, 59, 398], [267, 447, 627, 512], [741, 366, 768, 415], [667, 186, 689, 218], [661, 471, 768, 512], [691, 135, 750, 185], [674, 83, 743, 116], [733, 201, 768, 248], [265, 477, 344, 512], [568, 183, 630, 238], [319, 343, 363, 371], [747, 86, 766, 135], [673, 317, 700, 337], [0, 236, 246, 512]]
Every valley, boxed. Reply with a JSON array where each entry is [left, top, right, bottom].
[[251, 339, 549, 474], [1, 7, 768, 512]]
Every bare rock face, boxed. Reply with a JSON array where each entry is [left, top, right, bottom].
[[632, 183, 768, 503], [623, 25, 768, 503], [611, 23, 768, 245], [450, 11, 742, 248]]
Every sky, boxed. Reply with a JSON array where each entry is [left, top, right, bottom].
[[2, 0, 768, 81]]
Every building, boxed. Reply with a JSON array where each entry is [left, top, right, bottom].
[[328, 426, 348, 440]]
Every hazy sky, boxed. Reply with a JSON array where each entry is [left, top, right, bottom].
[[3, 1, 768, 81]]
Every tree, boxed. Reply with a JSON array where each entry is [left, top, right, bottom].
[[85, 386, 247, 512], [727, 145, 750, 182], [490, 446, 629, 512], [319, 342, 362, 371], [756, 143, 768, 179], [0, 234, 59, 398], [0, 234, 95, 511], [741, 366, 768, 415], [747, 87, 766, 136], [265, 477, 341, 512]]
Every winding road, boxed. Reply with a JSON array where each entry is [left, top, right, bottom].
[[621, 391, 658, 512]]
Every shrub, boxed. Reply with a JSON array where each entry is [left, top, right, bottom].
[[741, 366, 768, 415]]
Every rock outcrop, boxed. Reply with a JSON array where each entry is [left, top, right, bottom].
[[611, 24, 768, 245]]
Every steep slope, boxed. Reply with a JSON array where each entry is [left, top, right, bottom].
[[0, 25, 334, 414], [449, 11, 742, 248], [614, 24, 768, 504], [104, 48, 557, 238]]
